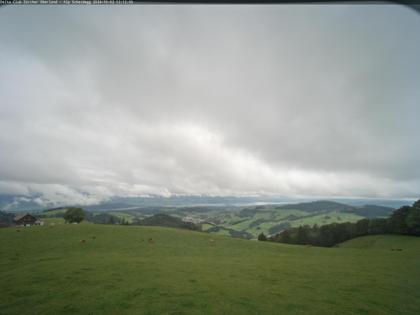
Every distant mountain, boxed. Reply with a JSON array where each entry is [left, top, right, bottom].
[[278, 200, 354, 212], [0, 193, 408, 215], [83, 196, 410, 212], [350, 205, 395, 219], [278, 200, 394, 217], [85, 202, 138, 212], [0, 194, 45, 212], [94, 195, 295, 208], [328, 198, 411, 209]]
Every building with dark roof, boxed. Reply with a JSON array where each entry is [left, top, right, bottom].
[[13, 213, 38, 226]]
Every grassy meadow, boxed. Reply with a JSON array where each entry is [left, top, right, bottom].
[[1, 224, 419, 315], [338, 234, 420, 250]]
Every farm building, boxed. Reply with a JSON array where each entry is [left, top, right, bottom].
[[13, 213, 43, 226]]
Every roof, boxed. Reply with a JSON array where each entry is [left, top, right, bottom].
[[13, 213, 37, 222]]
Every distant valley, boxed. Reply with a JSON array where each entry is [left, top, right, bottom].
[[34, 200, 396, 240]]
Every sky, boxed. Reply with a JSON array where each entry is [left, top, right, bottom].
[[0, 5, 419, 206]]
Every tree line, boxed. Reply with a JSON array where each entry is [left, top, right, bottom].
[[258, 199, 420, 247], [63, 209, 199, 231]]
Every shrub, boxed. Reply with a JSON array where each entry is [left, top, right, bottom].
[[63, 208, 86, 224]]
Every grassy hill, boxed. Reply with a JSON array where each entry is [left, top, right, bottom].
[[1, 225, 419, 314], [199, 201, 391, 238], [34, 200, 394, 240], [338, 234, 420, 250], [139, 213, 199, 230], [279, 200, 355, 212]]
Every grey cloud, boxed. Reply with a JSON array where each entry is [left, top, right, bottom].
[[0, 5, 419, 204]]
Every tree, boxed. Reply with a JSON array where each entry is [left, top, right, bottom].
[[368, 218, 389, 235], [258, 232, 267, 241], [318, 224, 336, 247], [406, 208, 420, 235], [296, 226, 309, 245], [280, 229, 291, 243], [64, 207, 86, 224], [120, 218, 130, 225], [355, 219, 369, 236], [108, 216, 115, 225], [389, 206, 411, 234]]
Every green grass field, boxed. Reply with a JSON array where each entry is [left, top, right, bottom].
[[42, 217, 66, 224], [338, 234, 420, 250], [1, 225, 419, 315]]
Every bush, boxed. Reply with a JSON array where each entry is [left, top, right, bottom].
[[63, 208, 86, 224], [258, 232, 267, 241]]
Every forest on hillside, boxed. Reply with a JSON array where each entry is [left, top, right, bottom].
[[265, 200, 420, 247]]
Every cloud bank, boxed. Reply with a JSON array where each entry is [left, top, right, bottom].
[[0, 5, 419, 205]]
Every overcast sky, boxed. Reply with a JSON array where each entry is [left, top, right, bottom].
[[0, 5, 419, 205]]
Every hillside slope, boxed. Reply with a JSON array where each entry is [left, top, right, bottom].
[[201, 201, 393, 239], [138, 213, 199, 230], [35, 200, 395, 239], [1, 225, 419, 315], [338, 234, 420, 250]]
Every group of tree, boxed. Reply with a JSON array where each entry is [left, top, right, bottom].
[[50, 207, 129, 225], [136, 213, 200, 231], [90, 213, 199, 229], [0, 210, 14, 227], [261, 199, 420, 247], [63, 207, 86, 223], [257, 232, 267, 241]]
